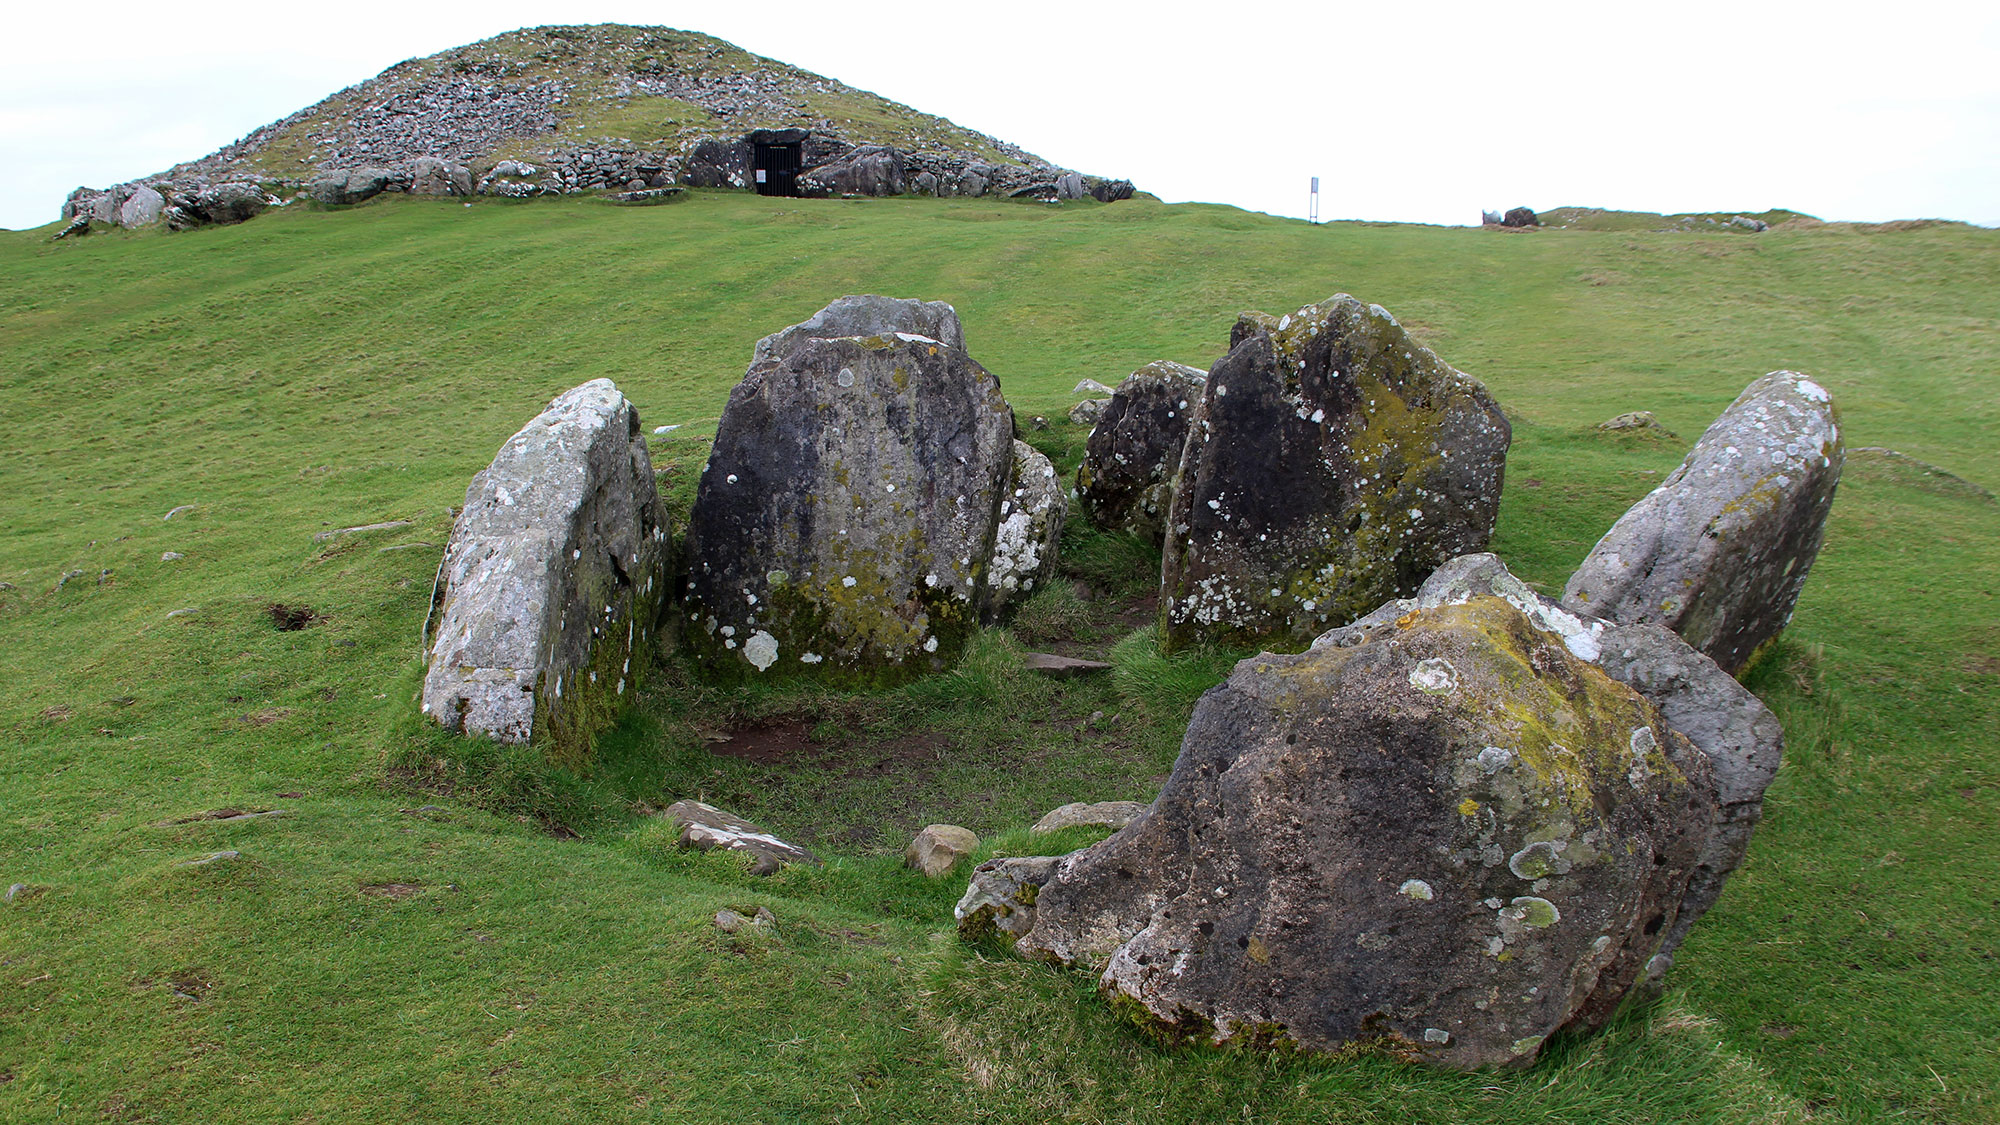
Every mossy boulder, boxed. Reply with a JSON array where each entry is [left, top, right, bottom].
[[1001, 587, 1716, 1069], [1161, 296, 1510, 653], [684, 302, 1014, 683], [1562, 371, 1843, 673], [422, 379, 673, 767], [1076, 360, 1205, 546]]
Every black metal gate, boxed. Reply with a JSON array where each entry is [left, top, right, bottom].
[[752, 142, 802, 197]]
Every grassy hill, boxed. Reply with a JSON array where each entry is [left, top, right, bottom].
[[1, 192, 1995, 1123]]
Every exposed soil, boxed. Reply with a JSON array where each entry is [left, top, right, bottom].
[[266, 603, 321, 631], [708, 719, 821, 765], [359, 882, 423, 899]]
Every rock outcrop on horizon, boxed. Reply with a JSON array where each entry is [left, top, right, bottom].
[[422, 379, 672, 765], [1160, 296, 1511, 652], [682, 296, 1019, 683], [53, 24, 1134, 232], [1562, 371, 1843, 673]]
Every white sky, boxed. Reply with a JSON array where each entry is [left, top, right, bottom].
[[2, 1, 1996, 231]]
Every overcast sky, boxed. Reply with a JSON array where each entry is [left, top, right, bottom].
[[3, 1, 1995, 231]]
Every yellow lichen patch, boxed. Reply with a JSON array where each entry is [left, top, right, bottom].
[[1458, 797, 1481, 817]]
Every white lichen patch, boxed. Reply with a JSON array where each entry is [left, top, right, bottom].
[[1398, 879, 1435, 901], [1476, 746, 1516, 773], [743, 630, 780, 672], [1409, 657, 1459, 694], [1502, 896, 1561, 928]]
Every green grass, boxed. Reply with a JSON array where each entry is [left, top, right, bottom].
[[2, 189, 1996, 1122]]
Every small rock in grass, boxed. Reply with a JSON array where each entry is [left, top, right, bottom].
[[1597, 410, 1670, 434], [1023, 653, 1114, 678], [1073, 378, 1116, 396], [906, 824, 980, 877], [161, 552, 184, 561], [178, 851, 240, 867], [665, 800, 818, 876], [1032, 800, 1149, 834], [1067, 398, 1109, 426], [164, 505, 196, 521], [6, 883, 30, 902], [166, 608, 199, 619]]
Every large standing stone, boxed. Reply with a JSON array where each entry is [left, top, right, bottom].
[[423, 379, 671, 765], [1561, 371, 1842, 673], [1161, 296, 1511, 652], [1076, 360, 1205, 546], [984, 441, 1067, 617], [684, 301, 1014, 682], [799, 146, 906, 197], [979, 581, 1716, 1070]]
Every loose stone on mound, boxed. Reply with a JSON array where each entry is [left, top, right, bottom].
[[1077, 360, 1206, 547], [685, 298, 1015, 682], [422, 379, 671, 764], [1161, 296, 1511, 651], [1562, 371, 1843, 673], [906, 824, 980, 877], [665, 800, 818, 876], [986, 573, 1717, 1069], [984, 441, 1068, 617]]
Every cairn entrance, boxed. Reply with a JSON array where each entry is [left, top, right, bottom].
[[749, 129, 807, 197]]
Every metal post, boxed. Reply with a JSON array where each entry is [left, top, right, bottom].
[[1309, 176, 1320, 225]]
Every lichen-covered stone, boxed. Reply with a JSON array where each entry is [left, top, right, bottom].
[[983, 441, 1067, 617], [685, 303, 1013, 683], [1076, 360, 1205, 546], [1032, 800, 1150, 834], [1326, 552, 1783, 978], [423, 379, 672, 765], [751, 295, 963, 367], [1562, 371, 1842, 673], [955, 855, 1063, 947], [1004, 587, 1716, 1070], [1161, 296, 1511, 652]]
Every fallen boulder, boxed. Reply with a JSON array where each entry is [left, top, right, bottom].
[[982, 572, 1717, 1069], [1562, 371, 1842, 673], [1076, 360, 1205, 546], [422, 379, 672, 764], [1331, 553, 1783, 969], [684, 298, 1014, 682], [1502, 207, 1540, 228], [1161, 296, 1511, 651], [307, 168, 395, 206], [665, 800, 818, 875]]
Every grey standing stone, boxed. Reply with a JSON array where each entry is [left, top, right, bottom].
[[1562, 371, 1842, 673], [422, 379, 672, 764], [685, 301, 1013, 682], [1076, 360, 1206, 547], [984, 441, 1067, 617], [1162, 296, 1510, 652], [999, 583, 1716, 1069]]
